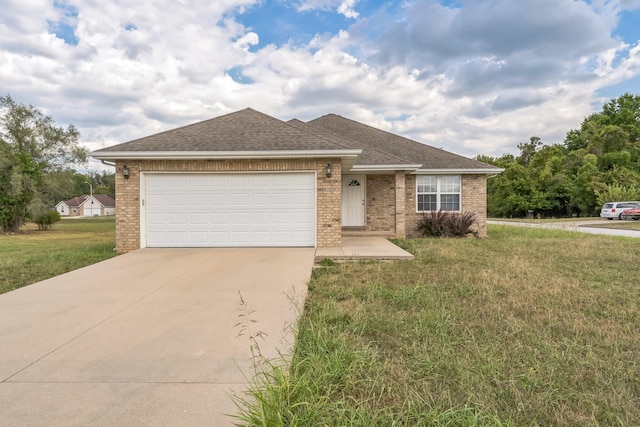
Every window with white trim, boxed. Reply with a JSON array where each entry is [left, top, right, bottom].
[[417, 175, 461, 212]]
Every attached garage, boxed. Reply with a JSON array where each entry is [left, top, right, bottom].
[[142, 172, 316, 248]]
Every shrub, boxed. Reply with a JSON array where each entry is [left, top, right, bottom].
[[34, 210, 61, 231], [416, 211, 478, 238]]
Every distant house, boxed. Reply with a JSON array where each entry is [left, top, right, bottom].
[[55, 194, 116, 217]]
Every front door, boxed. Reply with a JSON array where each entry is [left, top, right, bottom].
[[342, 175, 365, 227]]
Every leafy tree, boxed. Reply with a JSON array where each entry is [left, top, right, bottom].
[[595, 183, 640, 206], [570, 153, 599, 215], [484, 93, 640, 218], [0, 95, 87, 232]]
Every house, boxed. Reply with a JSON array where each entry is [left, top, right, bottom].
[[55, 194, 116, 217], [90, 108, 502, 253]]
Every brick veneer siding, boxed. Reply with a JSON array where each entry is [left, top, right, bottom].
[[404, 174, 488, 238], [114, 159, 341, 253], [395, 171, 406, 238], [365, 175, 395, 232]]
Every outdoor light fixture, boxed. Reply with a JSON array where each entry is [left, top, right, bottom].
[[123, 165, 130, 179], [326, 163, 332, 178]]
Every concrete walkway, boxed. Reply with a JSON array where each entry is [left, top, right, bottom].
[[0, 248, 315, 427], [488, 219, 640, 238], [315, 237, 414, 261]]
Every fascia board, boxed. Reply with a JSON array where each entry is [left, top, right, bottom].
[[89, 149, 362, 160], [413, 168, 504, 175], [351, 164, 422, 172]]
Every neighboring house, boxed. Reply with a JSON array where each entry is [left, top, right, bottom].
[[90, 108, 502, 252], [55, 194, 116, 217]]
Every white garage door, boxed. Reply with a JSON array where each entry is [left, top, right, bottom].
[[144, 173, 316, 247]]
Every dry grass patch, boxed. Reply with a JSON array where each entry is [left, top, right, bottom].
[[237, 225, 640, 426]]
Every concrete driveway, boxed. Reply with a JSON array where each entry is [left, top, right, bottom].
[[0, 248, 315, 426]]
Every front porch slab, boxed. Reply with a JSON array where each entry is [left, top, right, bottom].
[[315, 237, 414, 261]]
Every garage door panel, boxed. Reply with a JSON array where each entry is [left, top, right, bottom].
[[168, 213, 187, 224], [210, 213, 229, 224], [145, 173, 315, 247], [188, 213, 208, 225]]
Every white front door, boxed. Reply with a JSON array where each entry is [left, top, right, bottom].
[[342, 175, 365, 227]]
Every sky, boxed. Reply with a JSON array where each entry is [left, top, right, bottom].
[[1, 0, 640, 172]]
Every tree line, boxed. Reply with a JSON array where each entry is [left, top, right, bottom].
[[2, 93, 639, 232], [477, 93, 640, 218], [1, 95, 114, 232]]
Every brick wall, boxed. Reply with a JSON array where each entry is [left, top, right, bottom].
[[114, 158, 342, 252], [404, 174, 488, 238], [461, 175, 487, 237], [316, 161, 342, 247], [365, 175, 395, 231], [395, 171, 406, 238]]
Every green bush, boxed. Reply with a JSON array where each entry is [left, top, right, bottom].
[[34, 210, 61, 231], [416, 211, 478, 237], [595, 183, 640, 206]]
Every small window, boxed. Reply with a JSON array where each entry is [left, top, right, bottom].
[[416, 175, 461, 212], [347, 179, 361, 186]]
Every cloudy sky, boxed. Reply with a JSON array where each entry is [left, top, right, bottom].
[[1, 0, 639, 171]]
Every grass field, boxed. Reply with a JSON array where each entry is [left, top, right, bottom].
[[0, 217, 116, 294], [236, 225, 640, 426]]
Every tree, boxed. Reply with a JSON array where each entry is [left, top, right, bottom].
[[484, 93, 640, 218], [0, 95, 87, 232]]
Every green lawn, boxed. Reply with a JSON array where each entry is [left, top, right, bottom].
[[0, 217, 116, 294], [235, 225, 640, 426]]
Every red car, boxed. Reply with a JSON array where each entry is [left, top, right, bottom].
[[620, 205, 640, 220]]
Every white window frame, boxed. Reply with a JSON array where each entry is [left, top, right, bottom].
[[416, 175, 461, 212]]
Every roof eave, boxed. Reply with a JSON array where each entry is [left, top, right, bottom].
[[413, 168, 505, 174], [89, 149, 363, 160], [351, 164, 423, 172]]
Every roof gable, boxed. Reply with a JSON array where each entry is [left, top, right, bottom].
[[61, 194, 115, 208], [94, 108, 347, 153], [91, 194, 116, 207]]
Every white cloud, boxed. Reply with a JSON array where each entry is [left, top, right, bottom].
[[0, 0, 638, 170], [296, 0, 359, 18]]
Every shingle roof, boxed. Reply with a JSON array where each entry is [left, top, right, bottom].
[[61, 194, 115, 207], [92, 194, 116, 207], [307, 114, 497, 171], [91, 108, 499, 172], [286, 119, 411, 166], [61, 196, 86, 207], [94, 108, 345, 153]]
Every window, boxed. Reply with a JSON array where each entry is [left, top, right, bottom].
[[416, 175, 461, 212]]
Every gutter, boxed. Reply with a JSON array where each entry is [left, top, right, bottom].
[[89, 149, 363, 160]]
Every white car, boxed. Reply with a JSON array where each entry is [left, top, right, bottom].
[[600, 201, 640, 220]]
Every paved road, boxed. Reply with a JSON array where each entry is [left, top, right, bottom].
[[0, 248, 315, 426], [488, 219, 640, 238]]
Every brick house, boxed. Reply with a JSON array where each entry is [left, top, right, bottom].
[[55, 194, 116, 217], [90, 108, 502, 253]]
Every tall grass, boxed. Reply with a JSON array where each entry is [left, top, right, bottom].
[[0, 217, 116, 294], [234, 225, 640, 426]]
